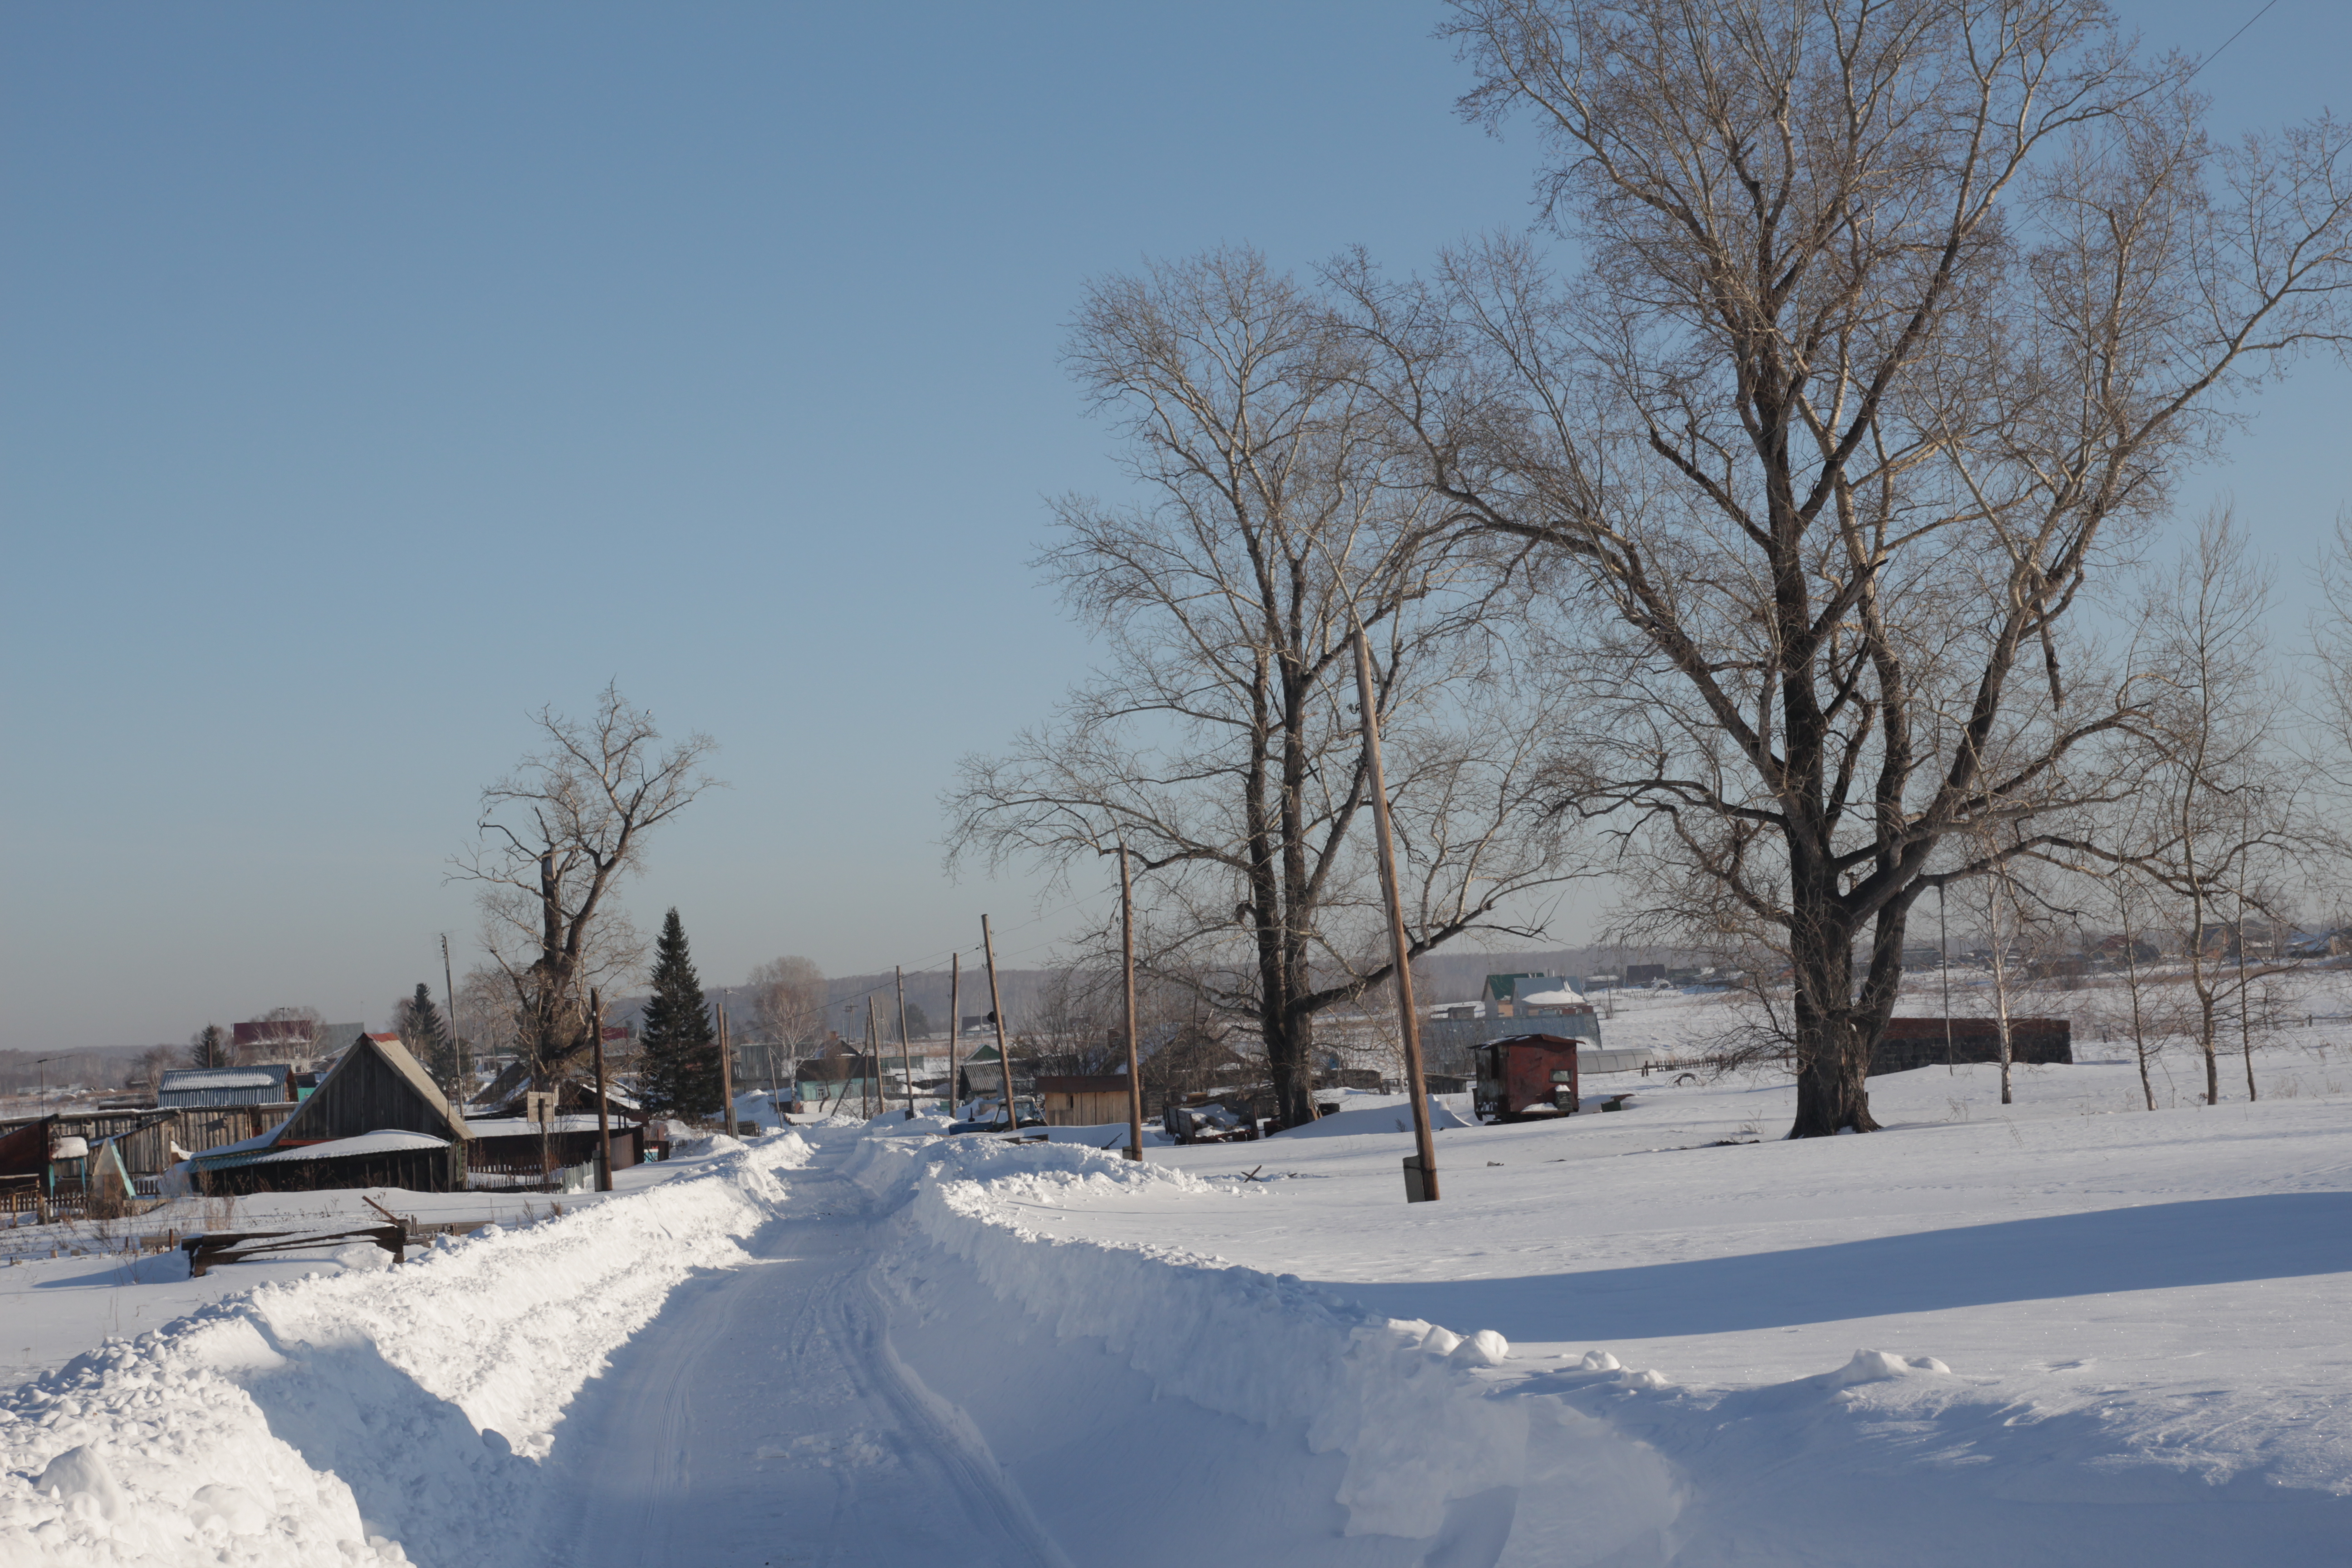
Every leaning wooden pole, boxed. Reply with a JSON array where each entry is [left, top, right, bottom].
[[591, 986, 613, 1191], [1352, 627, 1438, 1203], [864, 997, 879, 1120], [1120, 844, 1144, 1162], [895, 965, 915, 1120], [946, 952, 962, 1117], [981, 914, 1014, 1132], [717, 1001, 736, 1136]]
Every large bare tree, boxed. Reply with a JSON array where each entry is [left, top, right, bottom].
[[745, 956, 828, 1048], [1338, 0, 2352, 1134], [948, 249, 1590, 1126], [456, 685, 718, 1088]]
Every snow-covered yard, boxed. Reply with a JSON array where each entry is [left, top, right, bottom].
[[4, 982, 2347, 1565]]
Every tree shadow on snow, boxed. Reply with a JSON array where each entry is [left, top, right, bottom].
[[1318, 1192, 2352, 1341]]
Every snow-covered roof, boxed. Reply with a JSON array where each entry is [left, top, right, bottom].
[[245, 1130, 450, 1164], [1519, 988, 1588, 1007], [463, 1116, 616, 1137], [190, 1125, 449, 1170], [190, 1122, 290, 1163], [158, 1066, 288, 1092]]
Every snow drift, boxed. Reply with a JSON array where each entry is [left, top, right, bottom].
[[0, 1134, 811, 1566], [839, 1129, 1682, 1561]]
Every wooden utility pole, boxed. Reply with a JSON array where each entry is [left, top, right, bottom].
[[946, 952, 961, 1118], [591, 987, 613, 1192], [981, 914, 1014, 1131], [1352, 627, 1438, 1203], [717, 999, 736, 1136], [895, 965, 915, 1119], [1119, 844, 1143, 1161], [865, 997, 879, 1120], [441, 934, 463, 1107]]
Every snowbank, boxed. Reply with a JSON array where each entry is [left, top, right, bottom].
[[0, 1134, 812, 1567], [1271, 1094, 1473, 1140], [838, 1131, 1629, 1544]]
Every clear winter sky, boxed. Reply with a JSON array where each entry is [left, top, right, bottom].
[[5, 2, 2346, 1053]]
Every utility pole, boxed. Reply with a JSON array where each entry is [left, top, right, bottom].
[[441, 934, 463, 1107], [591, 987, 613, 1192], [717, 997, 736, 1136], [896, 966, 915, 1119], [982, 914, 1014, 1132], [1352, 627, 1438, 1203], [865, 997, 879, 1120], [946, 952, 961, 1118], [1120, 843, 1143, 1161]]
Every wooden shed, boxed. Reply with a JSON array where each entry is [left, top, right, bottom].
[[1872, 1017, 2073, 1076], [1035, 1074, 1134, 1127]]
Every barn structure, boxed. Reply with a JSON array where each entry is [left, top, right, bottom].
[[186, 1033, 469, 1194]]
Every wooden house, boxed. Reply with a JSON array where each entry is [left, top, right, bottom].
[[188, 1033, 470, 1194]]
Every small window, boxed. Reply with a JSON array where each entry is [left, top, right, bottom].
[[1549, 1068, 1573, 1083]]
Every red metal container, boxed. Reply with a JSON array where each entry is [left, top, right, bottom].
[[1473, 1033, 1583, 1122]]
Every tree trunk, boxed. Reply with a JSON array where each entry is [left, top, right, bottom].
[[1786, 884, 1883, 1137], [1265, 1007, 1315, 1128], [2119, 897, 2156, 1112]]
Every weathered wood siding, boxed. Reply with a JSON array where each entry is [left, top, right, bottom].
[[280, 1046, 456, 1144], [206, 1145, 461, 1196], [0, 1108, 294, 1177]]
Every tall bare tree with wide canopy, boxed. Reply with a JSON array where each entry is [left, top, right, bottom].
[[1341, 0, 2352, 1134], [456, 685, 719, 1088], [948, 249, 1588, 1127]]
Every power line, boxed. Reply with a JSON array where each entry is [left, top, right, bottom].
[[2190, 0, 2280, 84]]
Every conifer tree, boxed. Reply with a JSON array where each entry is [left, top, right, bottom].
[[185, 1023, 229, 1070], [638, 907, 720, 1118], [397, 983, 456, 1094]]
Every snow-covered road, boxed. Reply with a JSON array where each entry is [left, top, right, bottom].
[[539, 1154, 1063, 1568]]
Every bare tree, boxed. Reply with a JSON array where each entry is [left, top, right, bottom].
[[745, 956, 827, 1048], [1337, 0, 2352, 1135], [2120, 511, 2309, 1104], [454, 685, 719, 1088], [134, 1042, 181, 1089], [948, 249, 1592, 1126]]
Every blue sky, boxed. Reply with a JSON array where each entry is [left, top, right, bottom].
[[5, 2, 2346, 1051]]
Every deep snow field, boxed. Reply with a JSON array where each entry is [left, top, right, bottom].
[[4, 974, 2347, 1565]]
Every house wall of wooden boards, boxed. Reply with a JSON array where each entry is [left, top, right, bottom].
[[0, 1105, 298, 1177]]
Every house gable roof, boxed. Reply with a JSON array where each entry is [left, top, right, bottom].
[[279, 1031, 468, 1144]]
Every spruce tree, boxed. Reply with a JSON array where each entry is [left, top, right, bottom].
[[397, 983, 456, 1093], [638, 907, 721, 1119], [186, 1023, 229, 1070]]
